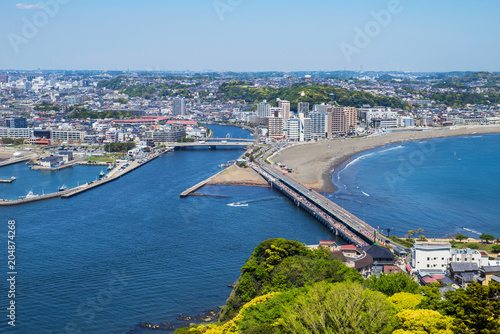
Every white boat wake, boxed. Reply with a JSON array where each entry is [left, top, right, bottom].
[[227, 202, 249, 207]]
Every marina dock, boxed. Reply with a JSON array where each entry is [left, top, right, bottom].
[[0, 148, 173, 206], [0, 154, 37, 167], [30, 159, 111, 171]]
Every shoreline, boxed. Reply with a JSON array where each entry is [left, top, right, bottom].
[[274, 125, 500, 193]]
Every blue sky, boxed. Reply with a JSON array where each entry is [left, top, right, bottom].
[[1, 0, 499, 72]]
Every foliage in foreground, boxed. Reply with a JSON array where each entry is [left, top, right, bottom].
[[179, 282, 397, 334], [218, 239, 362, 321], [176, 239, 500, 334]]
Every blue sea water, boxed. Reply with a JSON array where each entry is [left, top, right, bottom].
[[0, 125, 338, 334], [329, 133, 500, 239]]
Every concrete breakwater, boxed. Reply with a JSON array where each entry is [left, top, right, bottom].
[[0, 148, 172, 206]]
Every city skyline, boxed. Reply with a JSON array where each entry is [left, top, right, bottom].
[[1, 0, 500, 72]]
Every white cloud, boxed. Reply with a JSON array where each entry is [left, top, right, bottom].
[[16, 3, 44, 10]]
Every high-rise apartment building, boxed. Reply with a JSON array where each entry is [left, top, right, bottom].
[[286, 113, 311, 142], [313, 103, 328, 113], [270, 107, 281, 118], [297, 102, 309, 117], [278, 99, 291, 120], [257, 100, 271, 118], [173, 97, 186, 116], [267, 117, 284, 138], [309, 112, 328, 139], [328, 107, 357, 137]]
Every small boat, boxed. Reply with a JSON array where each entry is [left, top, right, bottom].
[[99, 170, 105, 178], [20, 190, 38, 199], [107, 165, 114, 171], [10, 176, 16, 181], [58, 184, 67, 192]]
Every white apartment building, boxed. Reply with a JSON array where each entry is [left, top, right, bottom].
[[411, 242, 452, 271], [270, 107, 282, 118], [287, 118, 299, 141], [309, 112, 328, 139], [412, 241, 489, 272], [0, 127, 33, 139], [286, 113, 311, 142], [278, 99, 291, 120], [358, 107, 398, 125], [257, 100, 271, 118], [51, 130, 85, 143], [451, 248, 489, 268]]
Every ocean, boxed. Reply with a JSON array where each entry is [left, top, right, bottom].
[[330, 133, 500, 239]]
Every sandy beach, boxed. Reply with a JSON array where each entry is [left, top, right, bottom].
[[272, 125, 500, 193], [207, 165, 269, 187]]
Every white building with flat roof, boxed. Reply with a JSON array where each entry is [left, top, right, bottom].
[[411, 241, 452, 271], [51, 130, 85, 143], [0, 127, 33, 139], [412, 241, 489, 272]]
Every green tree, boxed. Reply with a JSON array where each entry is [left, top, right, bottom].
[[419, 284, 444, 310], [492, 245, 500, 253], [417, 228, 424, 238], [393, 309, 454, 334], [280, 282, 397, 334], [219, 239, 362, 321], [1, 138, 25, 145], [114, 97, 128, 104], [439, 282, 500, 333], [105, 142, 136, 153], [479, 233, 495, 244], [388, 292, 425, 312], [455, 234, 468, 243], [365, 273, 420, 296]]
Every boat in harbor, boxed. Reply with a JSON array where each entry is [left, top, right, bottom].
[[0, 176, 16, 183], [107, 165, 114, 171], [20, 190, 39, 199], [99, 170, 105, 178], [58, 184, 68, 192]]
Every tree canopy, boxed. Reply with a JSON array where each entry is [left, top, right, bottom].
[[219, 238, 362, 321], [218, 82, 406, 109], [364, 273, 420, 296]]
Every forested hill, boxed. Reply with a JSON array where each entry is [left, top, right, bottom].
[[218, 82, 407, 110], [175, 238, 500, 334]]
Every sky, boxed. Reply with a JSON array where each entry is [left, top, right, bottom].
[[0, 0, 499, 72]]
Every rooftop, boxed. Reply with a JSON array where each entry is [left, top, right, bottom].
[[450, 262, 479, 273]]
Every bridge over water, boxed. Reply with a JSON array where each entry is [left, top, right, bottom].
[[254, 163, 392, 247], [170, 138, 255, 148]]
